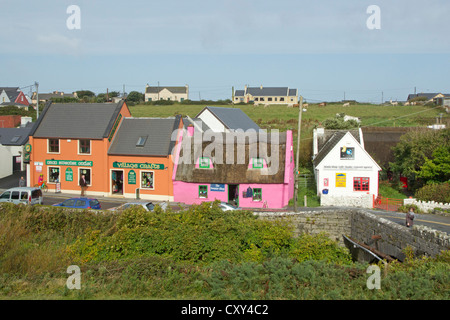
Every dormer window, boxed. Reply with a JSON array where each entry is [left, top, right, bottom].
[[252, 158, 264, 169], [197, 157, 212, 169]]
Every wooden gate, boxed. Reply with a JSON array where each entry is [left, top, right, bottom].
[[373, 195, 403, 212]]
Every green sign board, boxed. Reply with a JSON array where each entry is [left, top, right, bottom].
[[128, 170, 136, 185], [45, 160, 93, 167], [108, 114, 122, 142], [65, 167, 73, 182], [112, 162, 165, 170]]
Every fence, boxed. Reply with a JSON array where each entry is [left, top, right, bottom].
[[373, 195, 403, 212]]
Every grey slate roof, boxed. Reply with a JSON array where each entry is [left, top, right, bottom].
[[197, 106, 260, 131], [0, 122, 35, 146], [32, 102, 124, 139], [0, 87, 21, 105], [145, 86, 187, 94], [108, 116, 181, 156], [234, 90, 245, 97], [313, 130, 360, 167]]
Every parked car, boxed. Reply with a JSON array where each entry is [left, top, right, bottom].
[[0, 187, 43, 205], [109, 201, 168, 212], [218, 202, 242, 211], [53, 197, 101, 210]]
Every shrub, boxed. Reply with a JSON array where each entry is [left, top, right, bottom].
[[415, 182, 450, 203]]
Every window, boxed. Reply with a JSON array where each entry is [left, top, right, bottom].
[[280, 97, 285, 102], [48, 139, 59, 153], [79, 168, 91, 186], [48, 167, 60, 183], [252, 158, 264, 169], [0, 191, 10, 199], [62, 199, 76, 207], [199, 185, 208, 198], [268, 97, 273, 102], [141, 171, 154, 189], [10, 136, 20, 143], [20, 192, 28, 200], [79, 139, 91, 154], [11, 191, 20, 200], [75, 199, 86, 207], [136, 136, 148, 147], [199, 157, 210, 169], [353, 177, 370, 191], [253, 188, 262, 201]]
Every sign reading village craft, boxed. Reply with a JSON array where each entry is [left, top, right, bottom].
[[113, 162, 165, 170], [45, 160, 93, 167]]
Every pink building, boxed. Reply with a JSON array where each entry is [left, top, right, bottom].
[[172, 128, 294, 209]]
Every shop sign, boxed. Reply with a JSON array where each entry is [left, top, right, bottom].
[[335, 173, 346, 187], [340, 146, 355, 160], [45, 160, 93, 167], [65, 167, 73, 182], [112, 162, 164, 170], [210, 184, 225, 192], [108, 114, 122, 142], [128, 170, 136, 185]]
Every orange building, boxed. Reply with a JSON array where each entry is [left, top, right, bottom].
[[28, 101, 182, 200]]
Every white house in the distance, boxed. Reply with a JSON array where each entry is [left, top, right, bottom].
[[145, 84, 189, 102], [312, 128, 381, 208]]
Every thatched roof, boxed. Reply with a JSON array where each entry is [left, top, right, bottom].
[[175, 131, 288, 184]]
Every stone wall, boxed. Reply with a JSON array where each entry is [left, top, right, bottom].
[[403, 198, 450, 214], [256, 208, 449, 260], [320, 193, 373, 208]]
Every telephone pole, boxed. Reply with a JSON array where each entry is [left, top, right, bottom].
[[294, 96, 303, 212], [35, 81, 39, 119]]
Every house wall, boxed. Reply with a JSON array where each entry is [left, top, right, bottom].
[[173, 181, 291, 209], [0, 91, 11, 104], [0, 146, 13, 179], [107, 155, 174, 201], [196, 110, 227, 132], [145, 88, 188, 102], [29, 104, 131, 196], [315, 133, 380, 207]]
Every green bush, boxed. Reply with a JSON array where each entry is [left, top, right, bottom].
[[415, 182, 450, 203]]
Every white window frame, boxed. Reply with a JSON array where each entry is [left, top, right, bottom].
[[78, 139, 91, 155], [47, 166, 61, 184], [78, 167, 92, 187], [140, 170, 155, 190]]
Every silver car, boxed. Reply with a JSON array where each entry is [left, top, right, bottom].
[[109, 201, 168, 212], [0, 187, 43, 205]]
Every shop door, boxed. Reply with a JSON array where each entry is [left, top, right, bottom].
[[112, 170, 123, 194], [228, 184, 239, 206]]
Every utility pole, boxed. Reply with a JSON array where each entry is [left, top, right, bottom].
[[294, 96, 303, 212], [381, 91, 383, 104], [35, 81, 39, 119]]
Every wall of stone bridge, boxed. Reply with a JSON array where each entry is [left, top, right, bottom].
[[255, 209, 449, 260]]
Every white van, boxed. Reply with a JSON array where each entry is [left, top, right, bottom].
[[0, 187, 43, 205]]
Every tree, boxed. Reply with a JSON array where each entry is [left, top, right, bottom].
[[126, 91, 144, 103], [390, 128, 450, 186]]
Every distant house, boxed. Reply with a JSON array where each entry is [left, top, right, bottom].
[[194, 106, 260, 133], [0, 87, 29, 108], [407, 92, 450, 104], [233, 85, 298, 105], [145, 85, 189, 102], [0, 121, 34, 179], [31, 91, 77, 104], [312, 128, 381, 208]]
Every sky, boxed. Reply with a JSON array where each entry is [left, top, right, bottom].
[[1, 0, 450, 103]]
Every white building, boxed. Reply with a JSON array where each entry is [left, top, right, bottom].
[[313, 128, 381, 208], [145, 85, 189, 102]]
